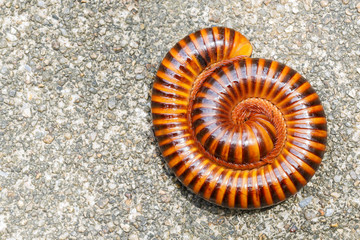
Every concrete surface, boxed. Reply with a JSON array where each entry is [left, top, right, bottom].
[[1, 0, 360, 239]]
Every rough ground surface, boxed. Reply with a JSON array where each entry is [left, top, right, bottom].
[[0, 0, 360, 239]]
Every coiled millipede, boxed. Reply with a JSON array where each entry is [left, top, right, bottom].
[[151, 27, 327, 209]]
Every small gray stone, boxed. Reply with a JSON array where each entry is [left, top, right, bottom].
[[96, 198, 109, 209], [299, 196, 313, 208], [0, 39, 7, 48], [25, 65, 32, 72], [334, 175, 342, 183], [325, 208, 335, 217], [52, 41, 60, 50], [22, 104, 32, 118], [37, 105, 47, 112], [37, 1, 45, 8], [134, 66, 144, 74], [60, 28, 68, 36], [0, 170, 9, 178], [8, 90, 16, 97], [88, 87, 97, 94], [1, 66, 8, 74], [0, 121, 8, 129], [349, 171, 357, 180], [89, 132, 97, 141], [108, 97, 117, 110], [136, 74, 144, 80], [304, 209, 317, 220], [348, 89, 356, 98], [256, 222, 265, 231]]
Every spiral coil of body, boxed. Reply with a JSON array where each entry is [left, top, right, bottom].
[[151, 27, 327, 209]]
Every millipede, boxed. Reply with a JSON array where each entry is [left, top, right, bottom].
[[151, 27, 327, 209]]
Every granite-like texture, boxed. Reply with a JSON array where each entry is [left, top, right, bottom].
[[0, 0, 359, 239]]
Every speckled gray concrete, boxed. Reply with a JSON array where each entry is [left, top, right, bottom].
[[0, 0, 360, 239]]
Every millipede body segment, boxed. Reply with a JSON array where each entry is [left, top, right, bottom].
[[151, 27, 327, 209]]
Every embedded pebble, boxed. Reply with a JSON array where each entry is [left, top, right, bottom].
[[320, 0, 329, 7], [120, 223, 130, 233], [6, 33, 17, 42], [134, 66, 144, 74], [349, 171, 357, 180], [43, 135, 54, 144], [108, 97, 117, 110], [21, 104, 32, 118], [331, 223, 339, 228], [52, 41, 60, 50], [304, 210, 317, 220], [331, 192, 341, 199], [64, 133, 72, 140], [299, 196, 313, 208], [129, 234, 139, 240], [325, 208, 335, 217], [0, 171, 9, 178], [334, 175, 342, 183], [8, 90, 16, 97], [96, 198, 109, 209], [59, 233, 69, 240]]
